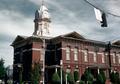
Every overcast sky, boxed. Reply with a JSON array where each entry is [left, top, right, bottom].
[[0, 0, 120, 66]]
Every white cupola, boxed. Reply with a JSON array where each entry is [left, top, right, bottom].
[[33, 1, 51, 36]]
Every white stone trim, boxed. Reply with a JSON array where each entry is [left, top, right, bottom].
[[32, 48, 42, 51]]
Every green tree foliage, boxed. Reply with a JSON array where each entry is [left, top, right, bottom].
[[96, 73, 104, 84], [57, 69, 66, 83], [31, 63, 41, 84], [115, 72, 120, 84], [74, 71, 79, 82], [67, 73, 75, 84], [96, 70, 106, 84], [79, 80, 85, 84], [52, 71, 60, 84], [110, 72, 115, 83], [0, 58, 6, 80], [81, 69, 94, 83], [110, 71, 120, 84]]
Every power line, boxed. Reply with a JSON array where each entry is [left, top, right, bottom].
[[84, 0, 120, 18]]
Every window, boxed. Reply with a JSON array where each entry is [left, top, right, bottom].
[[66, 47, 70, 60], [93, 52, 97, 62], [74, 48, 78, 61], [84, 49, 88, 62], [113, 52, 116, 64], [118, 53, 120, 64], [41, 52, 44, 61], [102, 54, 105, 63]]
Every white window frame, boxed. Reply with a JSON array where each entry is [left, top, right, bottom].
[[84, 49, 88, 62], [66, 47, 70, 60], [113, 52, 116, 64], [102, 54, 105, 63], [93, 52, 97, 62], [118, 53, 120, 64], [74, 48, 78, 61]]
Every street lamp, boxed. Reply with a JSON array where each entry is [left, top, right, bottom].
[[105, 41, 111, 77]]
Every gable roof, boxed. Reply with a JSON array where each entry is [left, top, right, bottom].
[[112, 40, 120, 45], [61, 31, 85, 39], [11, 35, 28, 46]]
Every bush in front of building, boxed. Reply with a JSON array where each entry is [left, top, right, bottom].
[[110, 71, 120, 84], [79, 80, 85, 84], [99, 70, 106, 84], [96, 73, 104, 84], [67, 72, 75, 84], [74, 71, 79, 82], [52, 72, 60, 84], [31, 63, 41, 84], [57, 69, 66, 83], [81, 68, 94, 84]]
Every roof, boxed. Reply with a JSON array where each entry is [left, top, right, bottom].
[[112, 40, 120, 45], [61, 31, 85, 39], [11, 35, 52, 46], [11, 35, 28, 46], [11, 31, 120, 48]]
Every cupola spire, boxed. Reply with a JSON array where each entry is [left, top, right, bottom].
[[33, 0, 51, 36]]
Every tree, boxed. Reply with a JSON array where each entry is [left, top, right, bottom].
[[96, 73, 104, 84], [74, 71, 79, 82], [110, 71, 120, 84], [100, 70, 106, 84], [67, 73, 75, 84], [52, 71, 60, 84], [57, 69, 65, 83], [0, 58, 6, 80], [81, 69, 94, 83], [31, 63, 41, 84], [79, 80, 85, 84]]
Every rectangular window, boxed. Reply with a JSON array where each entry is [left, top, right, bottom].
[[74, 48, 78, 61], [102, 54, 105, 63], [84, 49, 88, 62], [66, 47, 70, 60], [118, 53, 120, 64], [41, 52, 44, 61], [93, 52, 97, 62], [113, 52, 116, 64]]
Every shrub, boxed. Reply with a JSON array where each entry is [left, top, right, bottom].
[[96, 74, 104, 84], [67, 73, 75, 84], [52, 72, 60, 84], [100, 70, 106, 83], [74, 71, 79, 82], [80, 69, 94, 84], [79, 80, 85, 84], [31, 63, 41, 84]]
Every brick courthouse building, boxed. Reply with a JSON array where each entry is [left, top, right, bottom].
[[11, 2, 120, 84]]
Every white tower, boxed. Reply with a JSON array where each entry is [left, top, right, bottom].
[[33, 0, 51, 36]]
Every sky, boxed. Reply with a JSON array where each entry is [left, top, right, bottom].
[[0, 0, 120, 66]]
